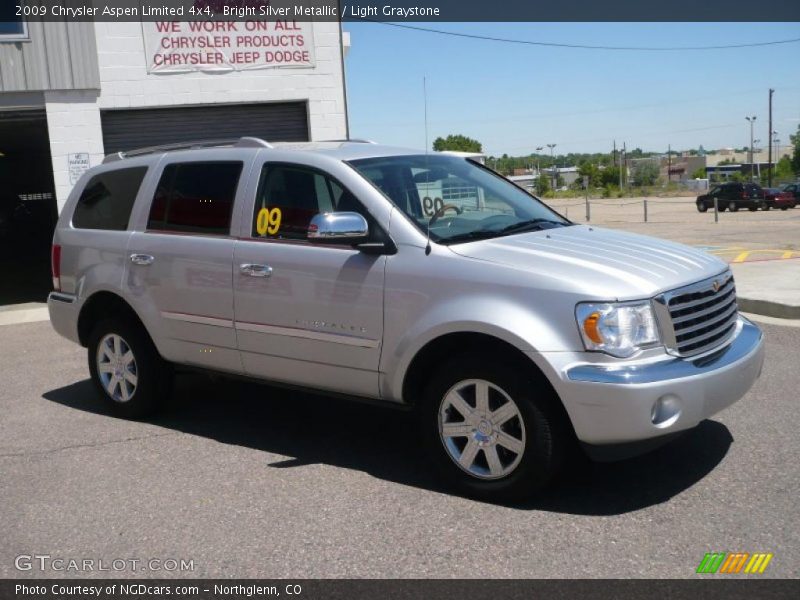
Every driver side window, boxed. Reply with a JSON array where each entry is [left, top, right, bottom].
[[251, 164, 366, 241]]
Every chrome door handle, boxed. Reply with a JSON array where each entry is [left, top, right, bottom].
[[240, 263, 273, 278], [130, 254, 155, 266]]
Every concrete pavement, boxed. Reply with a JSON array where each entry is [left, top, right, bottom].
[[731, 261, 800, 320]]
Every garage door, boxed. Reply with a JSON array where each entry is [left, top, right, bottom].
[[101, 102, 309, 155]]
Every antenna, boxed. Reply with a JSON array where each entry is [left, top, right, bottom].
[[423, 76, 432, 255]]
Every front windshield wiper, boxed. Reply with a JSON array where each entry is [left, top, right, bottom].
[[496, 218, 568, 235]]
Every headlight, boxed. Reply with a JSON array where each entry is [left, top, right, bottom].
[[575, 301, 660, 358]]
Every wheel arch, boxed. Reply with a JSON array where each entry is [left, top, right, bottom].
[[77, 290, 152, 349]]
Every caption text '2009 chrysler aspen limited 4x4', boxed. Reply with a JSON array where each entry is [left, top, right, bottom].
[[48, 138, 764, 501]]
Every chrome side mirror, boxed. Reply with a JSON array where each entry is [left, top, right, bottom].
[[308, 212, 369, 244]]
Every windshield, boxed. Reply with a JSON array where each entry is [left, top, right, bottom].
[[347, 154, 571, 244]]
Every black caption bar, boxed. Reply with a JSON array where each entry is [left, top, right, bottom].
[[8, 0, 800, 22], [2, 580, 800, 600]]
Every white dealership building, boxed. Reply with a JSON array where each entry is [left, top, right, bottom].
[[0, 16, 350, 212]]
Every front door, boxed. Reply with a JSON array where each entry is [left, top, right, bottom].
[[233, 161, 386, 398]]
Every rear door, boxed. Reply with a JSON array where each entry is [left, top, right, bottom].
[[232, 159, 387, 398], [125, 154, 251, 374]]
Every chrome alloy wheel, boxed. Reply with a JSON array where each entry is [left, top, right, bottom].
[[438, 379, 526, 480], [96, 333, 138, 402]]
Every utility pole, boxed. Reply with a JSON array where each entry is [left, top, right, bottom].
[[746, 115, 756, 182], [619, 142, 626, 189], [768, 88, 774, 187], [667, 144, 671, 184]]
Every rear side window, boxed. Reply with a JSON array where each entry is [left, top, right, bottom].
[[147, 162, 242, 235], [72, 167, 147, 230]]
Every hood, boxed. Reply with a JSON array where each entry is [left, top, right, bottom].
[[448, 225, 728, 300]]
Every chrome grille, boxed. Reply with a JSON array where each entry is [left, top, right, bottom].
[[661, 272, 738, 357]]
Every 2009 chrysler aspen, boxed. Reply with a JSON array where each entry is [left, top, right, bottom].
[[48, 138, 764, 500]]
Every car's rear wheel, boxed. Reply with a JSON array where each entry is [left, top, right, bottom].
[[88, 318, 172, 419], [419, 356, 567, 501], [762, 202, 770, 211], [728, 201, 739, 212]]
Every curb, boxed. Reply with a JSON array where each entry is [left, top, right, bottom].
[[737, 297, 800, 320]]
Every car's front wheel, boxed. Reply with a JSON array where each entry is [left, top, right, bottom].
[[697, 201, 708, 213], [88, 318, 172, 419], [420, 356, 567, 501]]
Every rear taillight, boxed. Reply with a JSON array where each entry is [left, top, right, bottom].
[[741, 191, 748, 199], [51, 244, 61, 291]]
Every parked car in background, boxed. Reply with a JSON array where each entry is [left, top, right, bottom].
[[696, 182, 766, 213], [781, 182, 800, 205], [764, 187, 797, 210]]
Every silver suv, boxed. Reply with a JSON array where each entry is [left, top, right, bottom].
[[48, 138, 764, 501]]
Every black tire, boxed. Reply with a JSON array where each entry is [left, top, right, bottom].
[[419, 355, 569, 502], [781, 206, 788, 211], [87, 318, 172, 419], [697, 201, 708, 213], [748, 206, 757, 212], [762, 202, 770, 211], [728, 201, 739, 212]]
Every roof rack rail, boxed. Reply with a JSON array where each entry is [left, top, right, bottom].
[[102, 137, 273, 163], [319, 138, 377, 144]]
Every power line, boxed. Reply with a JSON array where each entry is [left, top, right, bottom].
[[371, 22, 800, 51]]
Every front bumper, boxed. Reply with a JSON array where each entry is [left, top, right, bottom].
[[541, 316, 764, 448]]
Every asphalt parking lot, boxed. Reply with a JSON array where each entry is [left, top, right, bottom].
[[1, 318, 798, 578]]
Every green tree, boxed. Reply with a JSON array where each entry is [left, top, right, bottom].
[[432, 134, 482, 153], [536, 173, 550, 195], [577, 161, 600, 187], [631, 161, 659, 186], [791, 124, 800, 175], [774, 155, 793, 181], [691, 167, 707, 179]]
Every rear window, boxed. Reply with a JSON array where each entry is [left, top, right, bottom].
[[72, 167, 148, 231], [147, 162, 242, 235]]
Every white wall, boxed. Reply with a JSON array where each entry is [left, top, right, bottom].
[[94, 21, 347, 138], [46, 21, 348, 209], [44, 90, 105, 211]]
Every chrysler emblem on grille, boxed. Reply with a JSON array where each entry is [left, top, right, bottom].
[[712, 280, 720, 292]]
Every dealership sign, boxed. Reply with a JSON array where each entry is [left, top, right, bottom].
[[142, 20, 315, 73]]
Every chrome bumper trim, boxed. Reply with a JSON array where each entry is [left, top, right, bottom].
[[566, 316, 762, 385], [49, 292, 76, 304]]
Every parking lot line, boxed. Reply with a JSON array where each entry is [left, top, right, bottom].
[[732, 251, 750, 263]]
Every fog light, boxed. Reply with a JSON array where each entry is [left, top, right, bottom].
[[651, 395, 682, 427]]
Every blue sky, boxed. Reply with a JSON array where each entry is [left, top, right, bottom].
[[343, 22, 800, 156]]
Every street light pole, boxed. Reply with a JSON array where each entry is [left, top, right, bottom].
[[768, 88, 774, 187], [546, 143, 556, 190], [746, 115, 756, 182], [536, 146, 544, 178], [754, 139, 761, 182]]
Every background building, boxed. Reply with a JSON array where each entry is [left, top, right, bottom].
[[0, 16, 349, 304]]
